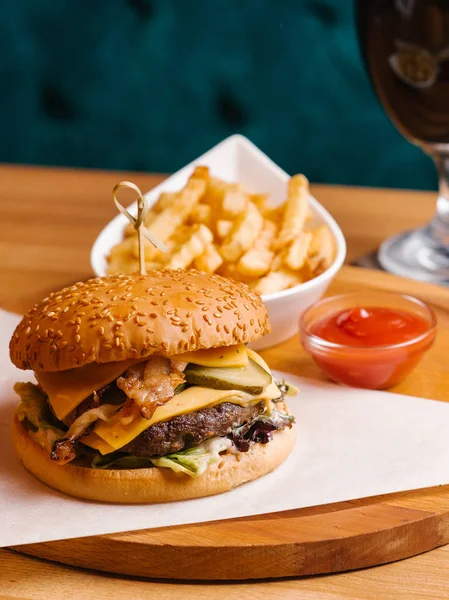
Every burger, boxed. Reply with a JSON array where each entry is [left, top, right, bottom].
[[9, 269, 296, 503]]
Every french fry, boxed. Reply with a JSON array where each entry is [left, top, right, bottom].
[[284, 230, 313, 271], [217, 262, 258, 285], [216, 219, 233, 240], [236, 248, 274, 277], [252, 268, 304, 295], [220, 201, 263, 262], [188, 203, 212, 225], [236, 219, 276, 277], [108, 255, 138, 274], [273, 174, 309, 250], [153, 192, 178, 214], [222, 185, 248, 218], [250, 193, 270, 215], [144, 176, 206, 258], [306, 225, 334, 272], [203, 177, 229, 208], [166, 224, 213, 270], [191, 165, 210, 181], [108, 251, 160, 275], [194, 242, 223, 273]]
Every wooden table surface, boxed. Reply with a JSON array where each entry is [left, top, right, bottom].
[[1, 165, 446, 600]]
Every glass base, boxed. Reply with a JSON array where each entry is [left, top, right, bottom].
[[378, 226, 449, 284]]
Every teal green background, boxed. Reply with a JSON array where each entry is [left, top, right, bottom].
[[0, 0, 436, 189]]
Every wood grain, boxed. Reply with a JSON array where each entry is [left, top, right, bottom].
[[0, 165, 445, 598], [12, 266, 449, 580]]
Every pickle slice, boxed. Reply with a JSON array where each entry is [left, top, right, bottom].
[[184, 358, 272, 395]]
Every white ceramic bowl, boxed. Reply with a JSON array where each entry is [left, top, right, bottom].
[[91, 135, 346, 350]]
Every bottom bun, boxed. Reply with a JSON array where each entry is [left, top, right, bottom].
[[12, 411, 296, 503]]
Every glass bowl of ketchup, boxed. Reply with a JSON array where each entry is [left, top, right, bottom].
[[299, 292, 437, 389]]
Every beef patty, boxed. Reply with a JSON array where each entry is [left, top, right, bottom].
[[122, 400, 266, 457]]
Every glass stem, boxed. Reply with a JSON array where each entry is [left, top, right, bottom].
[[431, 152, 449, 248]]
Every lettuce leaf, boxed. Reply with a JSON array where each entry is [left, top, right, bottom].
[[92, 436, 231, 477], [14, 382, 67, 453], [151, 437, 231, 477], [92, 453, 154, 469]]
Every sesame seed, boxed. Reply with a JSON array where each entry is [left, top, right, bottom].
[[196, 300, 205, 305], [67, 320, 75, 326], [186, 297, 193, 303], [216, 324, 221, 332], [162, 299, 169, 306], [203, 315, 212, 325], [75, 334, 81, 343], [150, 313, 157, 319], [75, 325, 80, 333], [213, 313, 222, 318], [99, 327, 105, 335], [115, 337, 120, 347], [224, 325, 230, 334]]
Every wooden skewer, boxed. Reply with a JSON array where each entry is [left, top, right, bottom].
[[112, 181, 167, 276]]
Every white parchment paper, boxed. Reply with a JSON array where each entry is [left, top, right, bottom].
[[1, 309, 448, 548]]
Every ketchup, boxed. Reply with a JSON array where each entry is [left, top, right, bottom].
[[303, 304, 435, 389], [310, 307, 429, 347]]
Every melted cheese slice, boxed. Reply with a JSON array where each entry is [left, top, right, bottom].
[[83, 350, 281, 455], [177, 344, 248, 368], [83, 433, 117, 455], [36, 358, 143, 421], [38, 345, 249, 421]]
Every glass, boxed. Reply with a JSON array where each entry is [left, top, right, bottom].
[[356, 0, 449, 283]]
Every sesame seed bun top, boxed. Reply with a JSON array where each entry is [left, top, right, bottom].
[[9, 269, 270, 372]]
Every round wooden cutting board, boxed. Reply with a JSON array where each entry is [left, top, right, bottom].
[[12, 267, 449, 580]]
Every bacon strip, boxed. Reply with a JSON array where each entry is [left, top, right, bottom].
[[117, 356, 186, 420]]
